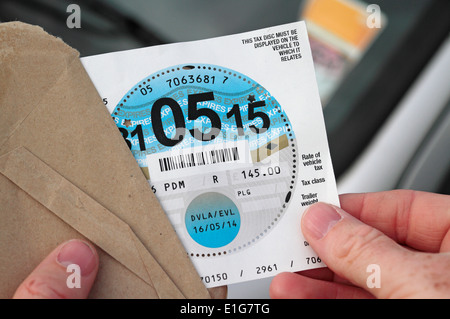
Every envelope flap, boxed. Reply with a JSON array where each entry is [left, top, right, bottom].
[[0, 147, 184, 298], [0, 22, 78, 148], [0, 21, 209, 298]]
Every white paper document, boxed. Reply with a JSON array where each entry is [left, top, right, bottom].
[[81, 21, 339, 287]]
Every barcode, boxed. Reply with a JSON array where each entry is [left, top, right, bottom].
[[158, 147, 240, 172]]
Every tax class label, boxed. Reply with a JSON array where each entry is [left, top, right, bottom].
[[81, 21, 340, 287]]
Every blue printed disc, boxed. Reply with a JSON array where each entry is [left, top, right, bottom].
[[112, 64, 298, 257], [185, 192, 240, 248]]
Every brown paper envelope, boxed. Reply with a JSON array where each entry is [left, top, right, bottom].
[[0, 147, 184, 298], [0, 22, 210, 298], [0, 173, 154, 299]]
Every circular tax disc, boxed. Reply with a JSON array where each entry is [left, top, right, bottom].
[[112, 63, 298, 257]]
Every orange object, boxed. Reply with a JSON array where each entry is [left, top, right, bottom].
[[303, 0, 380, 50]]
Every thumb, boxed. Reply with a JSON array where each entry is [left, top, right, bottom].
[[13, 239, 99, 299], [301, 202, 430, 298]]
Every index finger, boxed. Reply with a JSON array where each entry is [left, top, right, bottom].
[[339, 190, 450, 253]]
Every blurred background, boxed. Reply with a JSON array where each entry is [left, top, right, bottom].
[[1, 0, 449, 298]]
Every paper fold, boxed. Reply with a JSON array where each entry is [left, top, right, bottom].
[[0, 147, 184, 299], [0, 21, 211, 299]]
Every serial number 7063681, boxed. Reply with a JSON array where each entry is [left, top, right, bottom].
[[166, 74, 230, 88]]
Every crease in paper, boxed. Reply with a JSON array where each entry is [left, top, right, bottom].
[[0, 147, 184, 299]]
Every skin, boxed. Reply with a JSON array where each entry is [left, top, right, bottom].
[[12, 238, 227, 299], [13, 190, 449, 299], [13, 239, 99, 299], [270, 190, 450, 299]]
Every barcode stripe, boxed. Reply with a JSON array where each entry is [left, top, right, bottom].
[[158, 147, 240, 172], [232, 147, 239, 161]]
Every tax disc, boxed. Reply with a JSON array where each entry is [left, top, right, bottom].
[[112, 63, 298, 257]]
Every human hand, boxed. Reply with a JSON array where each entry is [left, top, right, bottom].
[[270, 190, 450, 298], [11, 237, 227, 299], [13, 239, 99, 299]]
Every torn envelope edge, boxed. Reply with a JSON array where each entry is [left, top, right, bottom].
[[0, 147, 184, 299]]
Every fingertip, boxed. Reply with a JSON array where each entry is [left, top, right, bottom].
[[271, 271, 375, 299], [56, 239, 99, 277], [302, 202, 343, 241], [270, 272, 302, 299], [13, 239, 99, 299], [302, 203, 415, 298]]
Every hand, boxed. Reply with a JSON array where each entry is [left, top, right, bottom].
[[270, 190, 450, 299], [13, 239, 99, 299]]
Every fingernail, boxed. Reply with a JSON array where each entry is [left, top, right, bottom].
[[57, 240, 97, 276], [302, 203, 343, 240]]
